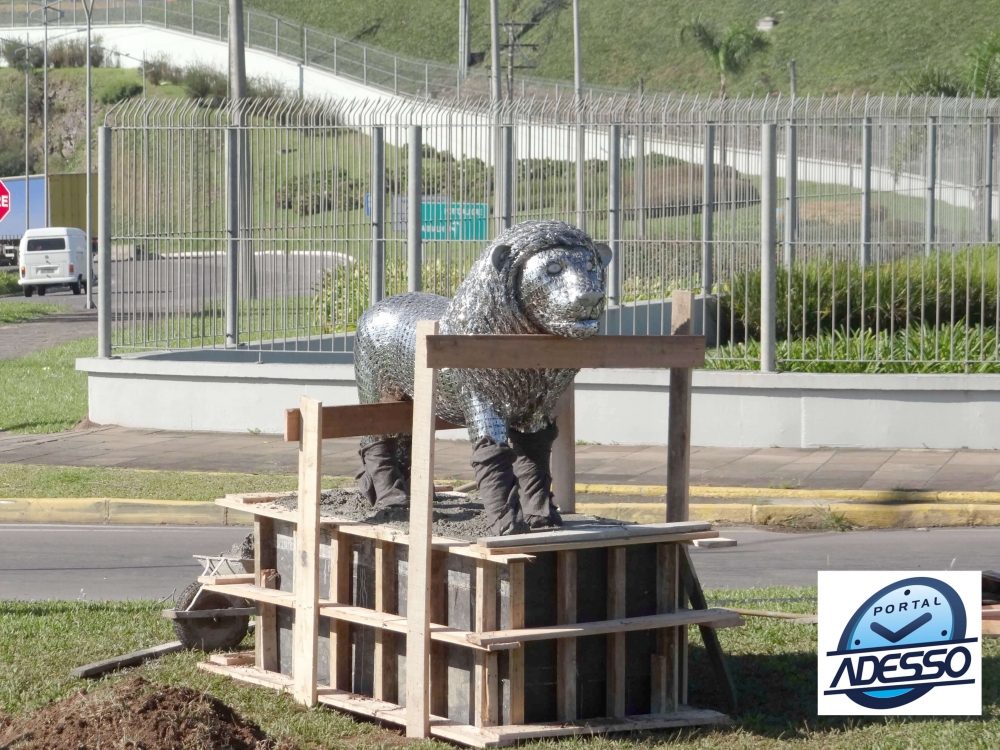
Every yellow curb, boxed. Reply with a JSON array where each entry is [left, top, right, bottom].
[[578, 501, 1000, 529], [576, 483, 1000, 504], [0, 498, 246, 525]]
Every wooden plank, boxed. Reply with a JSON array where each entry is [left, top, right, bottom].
[[667, 290, 694, 525], [406, 319, 440, 739], [209, 652, 255, 666], [556, 551, 578, 722], [469, 608, 741, 647], [652, 543, 679, 714], [71, 641, 184, 678], [331, 531, 352, 691], [255, 516, 278, 673], [197, 573, 255, 586], [425, 334, 705, 370], [162, 607, 257, 620], [477, 521, 711, 549], [475, 560, 499, 728], [374, 539, 397, 703], [227, 492, 292, 504], [550, 385, 576, 514], [487, 706, 729, 744], [606, 547, 627, 718], [430, 551, 449, 718], [293, 396, 323, 707], [197, 661, 294, 691], [284, 401, 462, 442], [204, 582, 294, 607], [479, 530, 717, 556], [508, 561, 525, 726], [680, 545, 737, 713]]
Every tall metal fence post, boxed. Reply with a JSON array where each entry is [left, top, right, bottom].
[[636, 121, 646, 239], [607, 124, 621, 304], [97, 126, 112, 358], [987, 117, 994, 243], [370, 126, 385, 305], [702, 122, 715, 297], [926, 115, 937, 257], [575, 121, 585, 229], [783, 118, 796, 266], [501, 125, 513, 231], [225, 127, 239, 347], [408, 125, 422, 293], [861, 117, 872, 267], [760, 123, 777, 373]]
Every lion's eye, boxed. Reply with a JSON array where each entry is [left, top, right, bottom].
[[546, 262, 563, 275]]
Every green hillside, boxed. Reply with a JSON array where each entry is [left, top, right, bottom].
[[244, 0, 996, 96]]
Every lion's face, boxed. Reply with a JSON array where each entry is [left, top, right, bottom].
[[517, 245, 607, 339]]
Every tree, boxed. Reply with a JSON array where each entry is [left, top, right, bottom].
[[967, 32, 1000, 96], [681, 19, 770, 98]]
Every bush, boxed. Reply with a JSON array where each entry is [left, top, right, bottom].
[[48, 37, 103, 68], [718, 247, 1000, 345], [146, 53, 183, 87], [0, 37, 42, 69], [181, 63, 227, 100], [248, 74, 288, 99], [99, 79, 142, 105]]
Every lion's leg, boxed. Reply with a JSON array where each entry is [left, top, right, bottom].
[[465, 397, 526, 536], [356, 436, 409, 509], [509, 421, 562, 529]]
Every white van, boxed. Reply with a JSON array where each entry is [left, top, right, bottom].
[[18, 227, 93, 297]]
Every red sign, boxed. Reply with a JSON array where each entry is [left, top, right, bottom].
[[0, 181, 9, 224]]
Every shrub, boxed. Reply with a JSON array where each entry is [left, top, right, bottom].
[[181, 63, 227, 100], [248, 74, 287, 99], [718, 247, 1000, 344], [48, 37, 103, 68], [0, 37, 42, 69], [146, 53, 183, 87]]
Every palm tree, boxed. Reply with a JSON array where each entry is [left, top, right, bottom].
[[967, 32, 1000, 96], [681, 19, 771, 98]]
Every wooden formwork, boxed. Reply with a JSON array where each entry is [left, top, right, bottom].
[[200, 322, 743, 746]]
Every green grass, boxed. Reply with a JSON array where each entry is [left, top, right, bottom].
[[0, 273, 19, 296], [0, 336, 93, 433], [2, 588, 997, 748], [0, 301, 63, 323], [244, 0, 1000, 96], [0, 463, 352, 501]]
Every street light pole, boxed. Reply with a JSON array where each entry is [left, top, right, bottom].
[[24, 49, 30, 235], [83, 0, 95, 308], [43, 11, 48, 227]]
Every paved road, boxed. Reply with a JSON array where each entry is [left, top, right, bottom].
[[0, 287, 97, 360], [2, 524, 997, 600]]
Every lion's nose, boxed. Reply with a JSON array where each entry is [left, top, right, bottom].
[[577, 291, 603, 308]]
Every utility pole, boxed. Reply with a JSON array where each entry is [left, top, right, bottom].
[[42, 10, 48, 227], [789, 59, 796, 99], [458, 0, 470, 79], [83, 0, 95, 308], [23, 49, 29, 235], [489, 0, 501, 102], [572, 0, 584, 229]]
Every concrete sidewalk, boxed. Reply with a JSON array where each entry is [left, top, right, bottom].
[[0, 291, 97, 360], [3, 424, 1000, 493]]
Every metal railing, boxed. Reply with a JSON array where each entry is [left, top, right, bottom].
[[3, 0, 631, 101], [99, 95, 1000, 373]]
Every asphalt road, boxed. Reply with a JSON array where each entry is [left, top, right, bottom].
[[1, 524, 998, 600]]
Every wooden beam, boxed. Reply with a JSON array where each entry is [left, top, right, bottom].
[[478, 522, 711, 549], [331, 531, 352, 691], [556, 551, 578, 722], [477, 530, 716, 556], [606, 547, 627, 718], [197, 573, 255, 586], [374, 539, 397, 703], [425, 334, 706, 370], [474, 560, 499, 727], [71, 641, 184, 678], [284, 401, 462, 442], [292, 396, 322, 707], [507, 561, 526, 726], [550, 385, 576, 514], [430, 551, 449, 718], [406, 319, 440, 739], [652, 543, 679, 714], [667, 291, 695, 524]]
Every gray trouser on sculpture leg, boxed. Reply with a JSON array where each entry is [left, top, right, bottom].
[[509, 423, 562, 529], [470, 437, 525, 536], [356, 437, 409, 508]]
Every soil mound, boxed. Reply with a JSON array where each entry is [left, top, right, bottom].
[[0, 677, 296, 750]]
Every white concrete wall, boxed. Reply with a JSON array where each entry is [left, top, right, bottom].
[[78, 355, 1000, 449]]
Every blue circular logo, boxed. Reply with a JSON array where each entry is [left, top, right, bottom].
[[835, 576, 967, 709]]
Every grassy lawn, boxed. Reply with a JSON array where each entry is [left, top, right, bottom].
[[0, 301, 64, 324], [0, 336, 94, 434], [0, 463, 352, 501], [0, 273, 20, 297], [1, 588, 997, 748]]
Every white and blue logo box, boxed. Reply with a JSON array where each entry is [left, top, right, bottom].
[[818, 571, 981, 716]]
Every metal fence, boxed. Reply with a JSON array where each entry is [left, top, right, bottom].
[[4, 0, 630, 102], [98, 95, 1000, 373]]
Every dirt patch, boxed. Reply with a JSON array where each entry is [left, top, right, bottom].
[[0, 677, 295, 750], [271, 488, 495, 541]]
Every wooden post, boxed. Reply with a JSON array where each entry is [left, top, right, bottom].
[[551, 385, 576, 514], [475, 560, 499, 727], [331, 531, 352, 690], [373, 539, 397, 702], [292, 396, 322, 707], [508, 561, 526, 725], [606, 546, 627, 718], [430, 551, 449, 717], [651, 543, 679, 714], [254, 516, 278, 673], [667, 290, 694, 524], [406, 320, 440, 739], [556, 550, 578, 721]]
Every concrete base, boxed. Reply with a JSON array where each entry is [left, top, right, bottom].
[[78, 351, 1000, 450]]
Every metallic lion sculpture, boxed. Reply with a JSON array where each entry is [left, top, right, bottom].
[[354, 220, 611, 535]]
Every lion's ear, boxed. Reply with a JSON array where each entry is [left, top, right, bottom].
[[595, 243, 613, 268], [490, 244, 512, 273]]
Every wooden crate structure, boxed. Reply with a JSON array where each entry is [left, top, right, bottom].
[[199, 326, 743, 746]]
